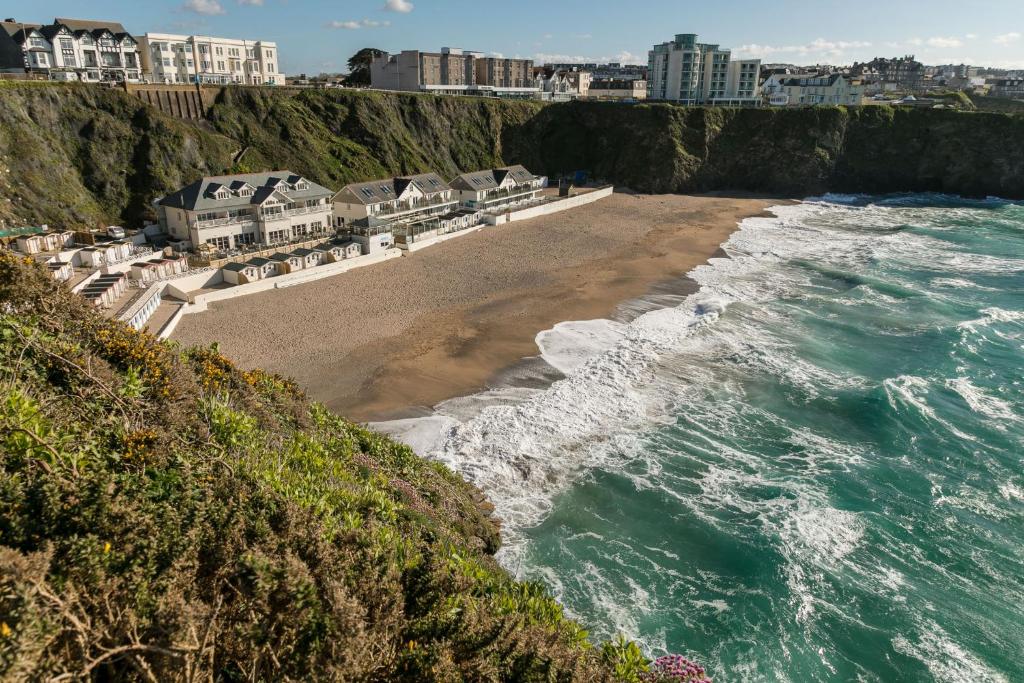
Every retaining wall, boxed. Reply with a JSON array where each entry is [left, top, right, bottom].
[[485, 186, 614, 225]]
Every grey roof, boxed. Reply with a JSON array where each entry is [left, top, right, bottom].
[[334, 172, 451, 206], [53, 17, 134, 41], [780, 74, 843, 87], [269, 252, 298, 262], [222, 262, 252, 272], [247, 257, 273, 266], [2, 21, 42, 43], [159, 171, 332, 212], [291, 248, 317, 257], [450, 165, 534, 192]]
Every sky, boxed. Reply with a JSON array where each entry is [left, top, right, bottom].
[[15, 0, 1024, 74]]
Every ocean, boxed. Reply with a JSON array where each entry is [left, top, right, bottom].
[[378, 195, 1024, 682]]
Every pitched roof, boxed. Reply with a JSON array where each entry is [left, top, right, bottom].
[[1, 21, 42, 44], [54, 17, 130, 37], [222, 262, 252, 272], [334, 172, 451, 206], [159, 171, 332, 212], [450, 165, 534, 191]]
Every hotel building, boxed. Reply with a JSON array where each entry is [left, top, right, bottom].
[[450, 166, 544, 211], [0, 17, 141, 81], [371, 47, 538, 98], [139, 32, 280, 85], [647, 33, 761, 105], [157, 171, 333, 253]]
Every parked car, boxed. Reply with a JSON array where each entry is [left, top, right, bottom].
[[107, 226, 126, 239]]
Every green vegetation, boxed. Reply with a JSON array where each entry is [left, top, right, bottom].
[[1, 83, 1022, 233], [0, 252, 658, 680], [969, 94, 1024, 114]]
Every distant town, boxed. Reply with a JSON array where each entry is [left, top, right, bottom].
[[2, 18, 1022, 105], [2, 15, 1023, 338]]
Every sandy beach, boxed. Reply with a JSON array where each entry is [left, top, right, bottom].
[[172, 193, 782, 421]]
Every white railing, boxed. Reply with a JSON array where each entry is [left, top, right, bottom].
[[193, 215, 256, 229]]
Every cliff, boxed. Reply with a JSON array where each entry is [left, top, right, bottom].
[[0, 83, 1021, 232], [0, 252, 651, 681]]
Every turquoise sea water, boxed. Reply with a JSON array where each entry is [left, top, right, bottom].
[[385, 195, 1024, 682]]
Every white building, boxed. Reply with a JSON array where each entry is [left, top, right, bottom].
[[647, 33, 760, 105], [371, 48, 538, 99], [157, 171, 333, 253], [762, 74, 866, 107], [0, 18, 141, 81], [450, 165, 544, 212], [588, 78, 648, 101], [139, 32, 279, 85]]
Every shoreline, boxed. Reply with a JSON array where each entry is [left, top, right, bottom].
[[171, 193, 789, 422]]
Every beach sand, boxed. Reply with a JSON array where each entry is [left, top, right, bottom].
[[172, 193, 782, 422]]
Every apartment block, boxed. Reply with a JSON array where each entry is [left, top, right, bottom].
[[371, 47, 538, 98], [0, 17, 141, 81], [762, 73, 866, 106], [157, 172, 333, 253], [140, 33, 280, 85], [589, 78, 648, 101], [647, 33, 761, 105]]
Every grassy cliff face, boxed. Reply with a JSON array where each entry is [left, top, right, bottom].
[[0, 82, 237, 230], [506, 101, 1024, 197], [0, 252, 627, 681], [0, 84, 1021, 232]]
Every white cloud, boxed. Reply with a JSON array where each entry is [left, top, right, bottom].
[[237, 0, 263, 5], [926, 36, 963, 48], [532, 50, 645, 65], [383, 0, 414, 13], [543, 33, 553, 40], [328, 19, 390, 29], [490, 52, 504, 58], [733, 38, 872, 60], [182, 0, 225, 15], [965, 33, 978, 40], [994, 32, 1021, 45]]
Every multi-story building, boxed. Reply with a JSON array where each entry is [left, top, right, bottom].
[[851, 56, 924, 91], [534, 66, 590, 100], [588, 78, 648, 101], [988, 79, 1024, 99], [157, 171, 333, 253], [332, 172, 457, 228], [647, 34, 760, 105], [139, 33, 279, 85], [762, 73, 865, 107], [546, 62, 647, 81], [0, 17, 141, 81], [371, 47, 538, 98], [450, 166, 544, 211]]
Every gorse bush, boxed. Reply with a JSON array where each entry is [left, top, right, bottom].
[[0, 252, 632, 681]]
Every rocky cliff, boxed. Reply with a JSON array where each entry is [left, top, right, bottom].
[[1, 83, 1021, 231]]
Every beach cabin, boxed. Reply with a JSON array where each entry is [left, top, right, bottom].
[[160, 255, 188, 276], [81, 273, 127, 308], [109, 240, 134, 263], [270, 251, 303, 275], [246, 257, 278, 280], [131, 261, 163, 284], [47, 260, 74, 282], [291, 248, 322, 269], [221, 261, 260, 285], [15, 234, 45, 255], [78, 247, 106, 269]]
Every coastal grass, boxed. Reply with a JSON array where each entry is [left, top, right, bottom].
[[0, 252, 639, 681]]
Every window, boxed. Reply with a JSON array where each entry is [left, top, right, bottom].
[[215, 190, 229, 200], [29, 36, 45, 48], [206, 236, 230, 251], [34, 53, 49, 67], [197, 212, 218, 222], [215, 46, 223, 56], [360, 188, 374, 198], [201, 61, 210, 70], [217, 61, 225, 71], [291, 224, 307, 238], [266, 50, 273, 59], [267, 63, 274, 73], [187, 59, 194, 68], [163, 58, 171, 67], [199, 44, 208, 54], [310, 221, 323, 232], [267, 229, 287, 243], [246, 49, 254, 59]]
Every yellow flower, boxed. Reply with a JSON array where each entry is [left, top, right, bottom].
[[0, 622, 11, 637], [104, 542, 111, 554]]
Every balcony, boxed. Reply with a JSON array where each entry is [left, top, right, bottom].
[[192, 214, 257, 229], [371, 198, 457, 219], [477, 186, 541, 206], [260, 205, 328, 221]]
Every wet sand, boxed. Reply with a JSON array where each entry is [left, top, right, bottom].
[[172, 193, 784, 421]]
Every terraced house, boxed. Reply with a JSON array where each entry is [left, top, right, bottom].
[[451, 166, 544, 211], [157, 172, 333, 253], [0, 17, 141, 81]]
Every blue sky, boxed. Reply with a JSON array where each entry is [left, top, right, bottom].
[[19, 1, 1024, 73]]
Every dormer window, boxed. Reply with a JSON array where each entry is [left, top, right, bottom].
[[215, 190, 229, 200], [239, 189, 253, 197], [295, 181, 309, 191], [379, 185, 392, 195]]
